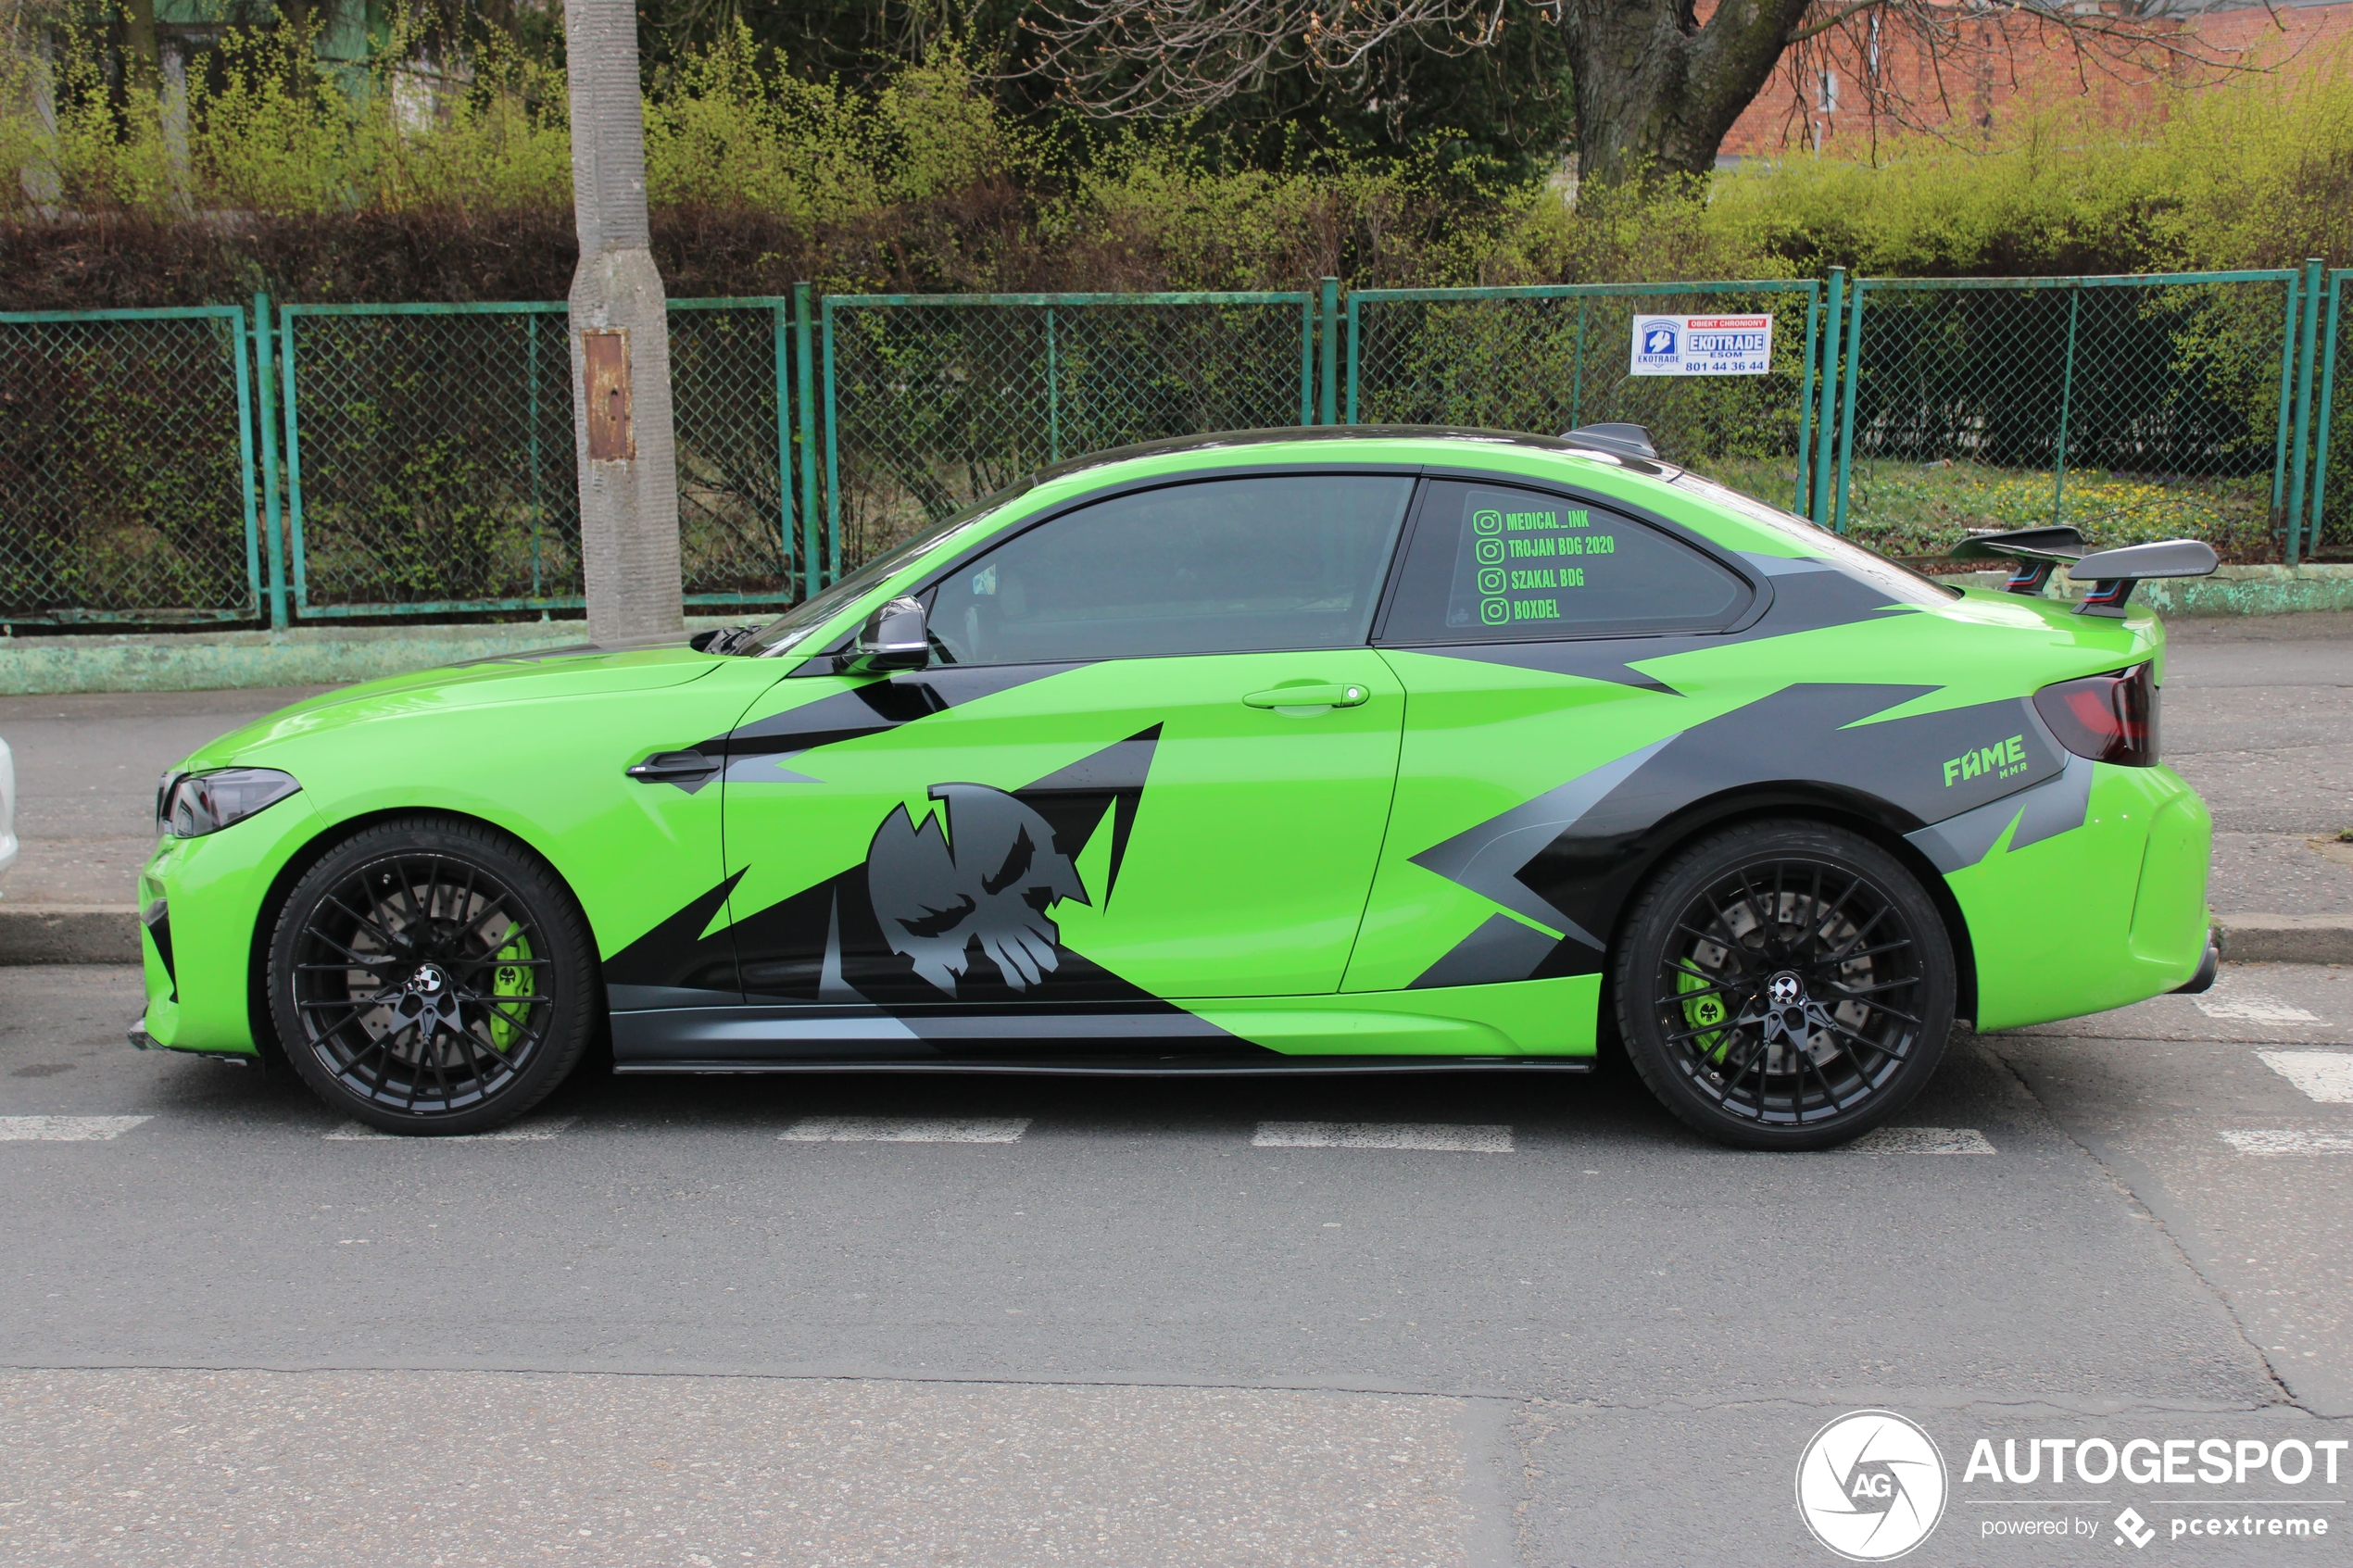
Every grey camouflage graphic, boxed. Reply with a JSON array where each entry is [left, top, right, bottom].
[[866, 783, 1089, 995]]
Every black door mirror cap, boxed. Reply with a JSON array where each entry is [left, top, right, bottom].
[[843, 596, 932, 673]]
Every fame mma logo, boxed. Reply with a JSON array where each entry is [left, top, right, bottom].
[[1942, 734, 2029, 787]]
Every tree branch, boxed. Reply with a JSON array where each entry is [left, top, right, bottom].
[[1785, 0, 1892, 49]]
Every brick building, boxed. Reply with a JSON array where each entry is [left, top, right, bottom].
[[1717, 0, 2353, 160]]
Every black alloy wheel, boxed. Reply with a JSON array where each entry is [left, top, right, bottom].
[[269, 816, 598, 1135], [1612, 821, 1957, 1151]]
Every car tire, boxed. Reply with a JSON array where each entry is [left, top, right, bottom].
[[267, 815, 598, 1135], [1611, 820, 1957, 1152]]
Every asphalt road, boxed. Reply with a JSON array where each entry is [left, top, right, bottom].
[[1, 618, 2350, 1564], [2162, 613, 2353, 918], [4, 960, 2351, 1564]]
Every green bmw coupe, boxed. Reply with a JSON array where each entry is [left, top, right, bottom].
[[133, 426, 2219, 1148]]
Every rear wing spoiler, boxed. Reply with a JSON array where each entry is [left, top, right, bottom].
[[1947, 526, 2085, 596], [1948, 527, 2219, 618]]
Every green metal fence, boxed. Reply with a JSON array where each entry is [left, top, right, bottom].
[[822, 291, 1323, 576], [1839, 270, 2305, 560], [0, 306, 259, 628], [1347, 280, 1829, 517], [2308, 267, 2349, 562], [666, 297, 812, 606], [274, 297, 813, 620], [6, 271, 2350, 632], [277, 301, 576, 619]]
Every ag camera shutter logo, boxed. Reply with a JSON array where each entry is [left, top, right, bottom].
[[1796, 1410, 1948, 1561]]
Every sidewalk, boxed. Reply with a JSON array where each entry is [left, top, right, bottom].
[[2160, 610, 2353, 960], [3, 614, 2348, 962], [0, 685, 334, 960]]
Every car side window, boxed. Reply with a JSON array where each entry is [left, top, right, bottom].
[[1378, 480, 1750, 643], [925, 474, 1415, 665]]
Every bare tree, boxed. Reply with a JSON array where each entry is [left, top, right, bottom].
[[1019, 0, 2257, 184]]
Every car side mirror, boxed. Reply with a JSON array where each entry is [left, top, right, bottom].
[[845, 596, 931, 673]]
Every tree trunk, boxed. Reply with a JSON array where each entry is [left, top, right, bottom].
[[567, 0, 685, 643], [121, 0, 162, 95], [1563, 0, 1812, 184]]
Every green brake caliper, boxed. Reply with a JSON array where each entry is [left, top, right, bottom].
[[486, 931, 534, 1053], [1678, 967, 1731, 1064]]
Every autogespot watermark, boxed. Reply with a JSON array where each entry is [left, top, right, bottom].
[[1797, 1413, 2347, 1558], [1797, 1411, 1950, 1561]]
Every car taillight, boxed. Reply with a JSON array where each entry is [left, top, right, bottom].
[[2033, 663, 2158, 766]]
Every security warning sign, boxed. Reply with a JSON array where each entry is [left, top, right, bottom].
[[1629, 314, 1773, 376]]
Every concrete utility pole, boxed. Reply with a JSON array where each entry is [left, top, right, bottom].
[[564, 0, 683, 644]]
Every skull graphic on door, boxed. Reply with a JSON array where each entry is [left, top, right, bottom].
[[867, 783, 1089, 994]]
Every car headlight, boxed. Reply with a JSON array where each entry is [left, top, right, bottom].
[[157, 768, 303, 838]]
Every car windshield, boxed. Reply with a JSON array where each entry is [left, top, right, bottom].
[[1671, 472, 1960, 604], [744, 480, 1035, 658]]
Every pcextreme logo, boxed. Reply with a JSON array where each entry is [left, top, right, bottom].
[[1796, 1410, 1950, 1562], [1943, 734, 2030, 787], [1797, 1420, 2345, 1558]]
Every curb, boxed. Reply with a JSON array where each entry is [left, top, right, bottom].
[[4, 571, 2348, 696], [2215, 914, 2353, 966], [0, 906, 142, 964], [6, 905, 2347, 968], [0, 616, 756, 696], [1939, 564, 2353, 617]]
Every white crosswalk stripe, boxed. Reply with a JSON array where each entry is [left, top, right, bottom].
[[2194, 994, 2322, 1024], [1252, 1122, 1514, 1153], [324, 1116, 578, 1142], [2220, 1129, 2353, 1156], [780, 1116, 1029, 1143], [2256, 1050, 2353, 1104], [0, 1114, 2018, 1155], [1841, 1126, 1995, 1154], [0, 1115, 152, 1142]]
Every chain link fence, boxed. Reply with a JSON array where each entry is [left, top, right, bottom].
[[823, 294, 1316, 575], [1842, 273, 2300, 560], [282, 303, 577, 616], [668, 300, 796, 603], [6, 275, 2346, 629], [0, 307, 258, 626], [281, 301, 802, 616], [1346, 282, 1826, 516]]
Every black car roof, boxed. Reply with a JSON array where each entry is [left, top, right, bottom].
[[1026, 425, 1677, 488]]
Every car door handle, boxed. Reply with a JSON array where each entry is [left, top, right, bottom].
[[625, 749, 721, 783], [1242, 684, 1369, 710]]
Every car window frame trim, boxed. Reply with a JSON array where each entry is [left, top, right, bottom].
[[789, 461, 1430, 673]]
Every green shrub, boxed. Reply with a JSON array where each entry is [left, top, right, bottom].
[[1703, 50, 2353, 277], [0, 13, 2345, 306]]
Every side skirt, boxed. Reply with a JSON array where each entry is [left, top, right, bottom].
[[613, 1057, 1595, 1077], [611, 1000, 1245, 1066], [608, 996, 1597, 1074]]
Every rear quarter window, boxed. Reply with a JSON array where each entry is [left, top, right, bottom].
[[1378, 480, 1752, 643]]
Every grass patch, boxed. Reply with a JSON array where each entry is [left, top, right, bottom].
[[1704, 457, 2275, 564]]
